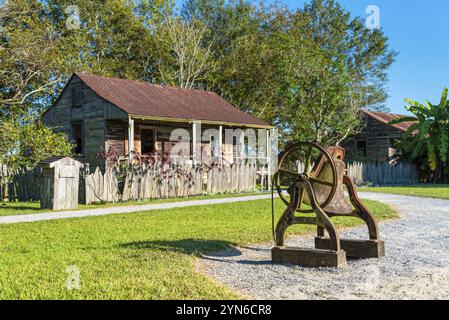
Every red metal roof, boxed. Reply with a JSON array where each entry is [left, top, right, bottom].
[[364, 110, 417, 132], [75, 73, 270, 128]]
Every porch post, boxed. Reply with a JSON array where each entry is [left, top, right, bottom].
[[237, 129, 245, 164], [218, 125, 223, 164], [192, 122, 199, 164], [128, 117, 135, 163]]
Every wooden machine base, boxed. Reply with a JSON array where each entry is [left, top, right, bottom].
[[272, 246, 347, 268], [314, 237, 385, 259]]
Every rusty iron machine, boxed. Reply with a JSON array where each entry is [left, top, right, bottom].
[[271, 142, 385, 268]]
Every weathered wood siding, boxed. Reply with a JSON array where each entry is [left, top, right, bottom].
[[342, 114, 404, 162], [42, 75, 128, 169], [106, 120, 127, 156]]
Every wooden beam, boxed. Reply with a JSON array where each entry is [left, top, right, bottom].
[[315, 238, 385, 259], [272, 246, 347, 268], [129, 114, 273, 129]]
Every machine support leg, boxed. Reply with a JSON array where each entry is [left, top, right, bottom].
[[343, 176, 380, 240], [275, 185, 301, 247], [317, 226, 325, 237], [301, 178, 341, 252], [314, 176, 385, 258]]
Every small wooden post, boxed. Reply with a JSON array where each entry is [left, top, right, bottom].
[[39, 157, 82, 210]]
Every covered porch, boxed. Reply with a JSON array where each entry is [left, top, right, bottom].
[[106, 116, 273, 166]]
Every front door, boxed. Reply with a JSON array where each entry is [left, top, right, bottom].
[[141, 128, 155, 155]]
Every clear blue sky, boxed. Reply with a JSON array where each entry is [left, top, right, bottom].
[[175, 0, 449, 115]]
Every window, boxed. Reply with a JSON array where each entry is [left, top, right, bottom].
[[356, 140, 367, 158], [71, 122, 84, 155], [141, 128, 155, 154], [72, 85, 82, 108]]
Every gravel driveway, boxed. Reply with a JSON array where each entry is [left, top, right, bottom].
[[199, 192, 449, 300]]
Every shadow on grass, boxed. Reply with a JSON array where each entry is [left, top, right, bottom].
[[120, 238, 239, 256], [0, 203, 41, 212], [120, 239, 277, 266], [1, 207, 40, 211]]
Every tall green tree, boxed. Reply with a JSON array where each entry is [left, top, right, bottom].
[[391, 88, 449, 182], [182, 0, 396, 145], [1, 0, 169, 118], [1, 0, 166, 168], [180, 0, 281, 120], [44, 0, 157, 80], [281, 0, 396, 145], [0, 0, 65, 117], [1, 0, 397, 151]]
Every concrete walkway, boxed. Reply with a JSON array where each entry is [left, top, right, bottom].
[[0, 194, 273, 225]]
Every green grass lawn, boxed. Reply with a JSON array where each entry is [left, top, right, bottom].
[[360, 184, 449, 200], [0, 198, 397, 299], [0, 191, 269, 216]]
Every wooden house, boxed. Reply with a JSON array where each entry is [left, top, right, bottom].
[[342, 110, 416, 162], [42, 73, 272, 169]]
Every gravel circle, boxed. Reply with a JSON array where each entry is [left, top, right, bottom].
[[198, 192, 449, 300]]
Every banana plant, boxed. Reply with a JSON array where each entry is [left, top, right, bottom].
[[390, 87, 449, 182]]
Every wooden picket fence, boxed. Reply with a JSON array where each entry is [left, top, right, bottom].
[[80, 163, 261, 204], [3, 160, 417, 203], [0, 165, 42, 202], [1, 161, 267, 203], [346, 162, 419, 186]]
